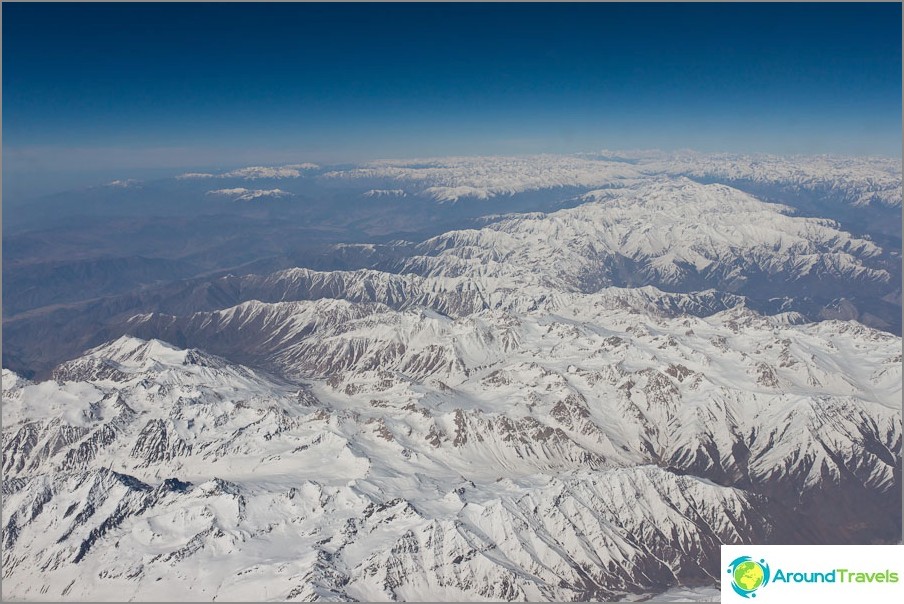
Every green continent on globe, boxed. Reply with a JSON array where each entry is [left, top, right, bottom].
[[734, 561, 764, 591]]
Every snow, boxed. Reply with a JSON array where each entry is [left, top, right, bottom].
[[635, 585, 720, 601], [104, 179, 142, 188], [363, 189, 406, 198], [636, 151, 903, 208], [206, 188, 292, 201], [318, 152, 900, 207], [397, 178, 888, 291], [177, 163, 319, 181], [4, 379, 104, 427], [175, 172, 215, 179], [3, 308, 898, 599], [221, 165, 312, 179], [323, 154, 643, 202]]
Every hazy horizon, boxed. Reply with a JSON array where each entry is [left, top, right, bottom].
[[4, 2, 902, 200], [6, 145, 904, 205]]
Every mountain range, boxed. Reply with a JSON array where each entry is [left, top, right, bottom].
[[2, 152, 901, 601]]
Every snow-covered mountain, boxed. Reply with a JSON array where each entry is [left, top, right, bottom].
[[2, 152, 900, 602], [160, 152, 900, 209], [322, 155, 644, 203], [141, 266, 752, 324], [4, 292, 900, 600], [207, 188, 293, 201], [395, 178, 889, 292], [315, 152, 901, 208], [633, 151, 903, 208], [178, 164, 321, 180]]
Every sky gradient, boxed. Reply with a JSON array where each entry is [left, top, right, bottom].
[[3, 2, 902, 198]]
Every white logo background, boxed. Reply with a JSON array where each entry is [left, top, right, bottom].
[[721, 545, 903, 603]]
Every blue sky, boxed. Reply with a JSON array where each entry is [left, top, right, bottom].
[[3, 2, 902, 198]]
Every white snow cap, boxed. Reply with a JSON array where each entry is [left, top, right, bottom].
[[206, 188, 292, 201]]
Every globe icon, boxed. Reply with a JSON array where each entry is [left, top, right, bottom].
[[733, 560, 765, 592]]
